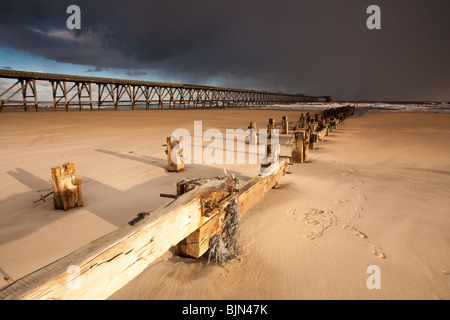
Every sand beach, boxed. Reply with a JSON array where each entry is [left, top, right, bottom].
[[0, 109, 449, 299]]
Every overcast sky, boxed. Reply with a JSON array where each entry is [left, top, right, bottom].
[[0, 0, 449, 101]]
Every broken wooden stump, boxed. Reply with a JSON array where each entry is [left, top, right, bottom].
[[166, 136, 184, 172], [51, 163, 83, 211], [260, 143, 280, 176], [303, 130, 310, 162], [299, 113, 306, 128], [282, 116, 289, 134], [310, 133, 318, 150], [267, 118, 276, 138], [291, 131, 304, 163], [309, 125, 318, 150], [316, 125, 328, 142]]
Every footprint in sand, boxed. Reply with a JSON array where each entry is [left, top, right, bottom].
[[342, 223, 367, 239], [300, 209, 337, 241], [292, 207, 388, 260], [286, 208, 297, 215], [333, 199, 349, 205], [351, 206, 364, 219], [342, 224, 386, 259], [370, 245, 387, 259], [358, 194, 367, 201]]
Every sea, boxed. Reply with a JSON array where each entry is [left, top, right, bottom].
[[12, 101, 450, 114], [256, 101, 450, 116]]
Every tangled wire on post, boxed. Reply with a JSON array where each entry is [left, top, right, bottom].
[[208, 197, 241, 266]]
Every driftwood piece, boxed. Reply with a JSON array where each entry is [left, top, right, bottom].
[[51, 163, 83, 211]]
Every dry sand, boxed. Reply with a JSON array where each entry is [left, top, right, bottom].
[[0, 110, 449, 299]]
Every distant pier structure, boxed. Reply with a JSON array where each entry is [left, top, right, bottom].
[[0, 69, 321, 112], [317, 96, 334, 102]]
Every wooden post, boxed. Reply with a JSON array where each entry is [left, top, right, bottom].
[[248, 122, 257, 145], [310, 133, 318, 150], [282, 116, 288, 134], [303, 130, 309, 162], [51, 163, 83, 211], [267, 118, 276, 138], [309, 125, 317, 150], [166, 136, 184, 172], [299, 113, 305, 128], [291, 131, 304, 163], [260, 143, 280, 176]]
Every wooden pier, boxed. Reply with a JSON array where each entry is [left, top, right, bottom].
[[0, 69, 320, 111]]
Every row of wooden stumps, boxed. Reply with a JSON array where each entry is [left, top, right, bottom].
[[164, 105, 355, 173], [289, 105, 356, 163]]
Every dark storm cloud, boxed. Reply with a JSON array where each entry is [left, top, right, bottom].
[[0, 0, 449, 100]]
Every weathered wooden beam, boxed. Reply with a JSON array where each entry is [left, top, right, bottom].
[[175, 160, 289, 259], [0, 177, 237, 300]]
